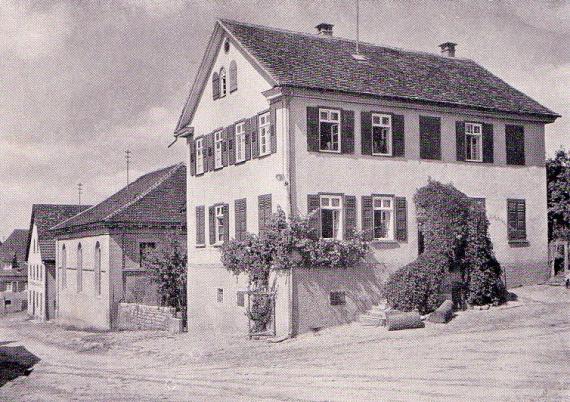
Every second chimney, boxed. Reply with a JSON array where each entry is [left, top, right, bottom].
[[439, 42, 457, 57], [316, 23, 334, 36]]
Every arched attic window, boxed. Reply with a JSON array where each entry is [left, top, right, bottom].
[[212, 71, 220, 100], [219, 67, 227, 98], [229, 60, 237, 93]]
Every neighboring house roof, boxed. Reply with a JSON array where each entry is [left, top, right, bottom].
[[176, 19, 559, 132], [51, 163, 186, 233], [0, 229, 29, 265], [27, 204, 91, 262]]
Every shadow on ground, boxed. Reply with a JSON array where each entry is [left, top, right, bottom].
[[0, 341, 40, 387]]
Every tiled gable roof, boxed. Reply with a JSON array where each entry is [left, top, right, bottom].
[[0, 229, 29, 265], [29, 204, 91, 261], [51, 163, 186, 232], [219, 19, 558, 118]]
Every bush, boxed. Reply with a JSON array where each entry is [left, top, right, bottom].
[[384, 252, 449, 315]]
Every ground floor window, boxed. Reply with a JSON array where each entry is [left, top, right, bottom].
[[373, 196, 394, 240], [320, 195, 343, 240]]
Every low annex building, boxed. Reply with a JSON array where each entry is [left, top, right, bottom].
[[175, 20, 559, 337], [50, 163, 186, 330], [27, 204, 91, 320], [0, 229, 29, 313]]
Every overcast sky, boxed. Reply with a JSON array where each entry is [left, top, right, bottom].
[[1, 0, 568, 239]]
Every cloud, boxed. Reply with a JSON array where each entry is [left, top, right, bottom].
[[0, 1, 72, 59]]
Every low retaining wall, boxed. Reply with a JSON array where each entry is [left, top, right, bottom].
[[117, 303, 177, 331]]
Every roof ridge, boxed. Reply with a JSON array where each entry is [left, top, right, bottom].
[[218, 18, 473, 62], [103, 163, 184, 222]]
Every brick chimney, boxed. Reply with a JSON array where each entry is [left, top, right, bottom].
[[439, 42, 457, 57], [315, 23, 334, 36]]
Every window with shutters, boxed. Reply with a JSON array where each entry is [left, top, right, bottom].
[[465, 122, 483, 162], [215, 205, 225, 244], [372, 113, 392, 156], [235, 122, 246, 163], [320, 195, 343, 240], [507, 199, 527, 241], [195, 138, 204, 174], [258, 194, 272, 234], [319, 109, 341, 153], [214, 130, 223, 169], [139, 242, 156, 268], [258, 112, 271, 156], [196, 206, 206, 246], [373, 196, 394, 240], [235, 199, 247, 241], [219, 68, 227, 98]]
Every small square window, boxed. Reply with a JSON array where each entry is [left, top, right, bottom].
[[330, 291, 346, 306], [217, 288, 224, 303]]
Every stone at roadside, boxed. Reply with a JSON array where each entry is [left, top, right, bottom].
[[386, 311, 425, 331], [428, 300, 454, 323]]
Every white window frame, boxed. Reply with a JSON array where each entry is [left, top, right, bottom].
[[219, 68, 227, 98], [215, 205, 225, 244], [258, 112, 271, 156], [320, 195, 343, 240], [214, 130, 223, 169], [373, 196, 395, 241], [195, 137, 204, 175], [372, 113, 392, 156], [5, 282, 13, 292], [318, 109, 341, 153], [465, 122, 483, 162], [235, 122, 246, 163]]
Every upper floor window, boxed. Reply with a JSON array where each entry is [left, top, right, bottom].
[[319, 109, 341, 153], [320, 195, 343, 240], [219, 68, 227, 98], [195, 138, 204, 175], [215, 205, 225, 244], [235, 122, 246, 163], [214, 130, 224, 169], [258, 113, 270, 156], [373, 196, 394, 240], [465, 122, 483, 162], [372, 114, 392, 156]]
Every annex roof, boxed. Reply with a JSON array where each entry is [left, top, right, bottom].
[[27, 204, 91, 261], [51, 163, 186, 233], [176, 19, 559, 132]]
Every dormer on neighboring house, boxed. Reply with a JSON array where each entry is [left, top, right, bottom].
[[26, 203, 91, 321], [176, 19, 560, 338]]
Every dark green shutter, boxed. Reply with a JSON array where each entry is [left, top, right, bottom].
[[189, 139, 196, 176], [209, 206, 216, 245], [270, 108, 277, 154], [506, 125, 525, 166], [392, 114, 405, 157], [228, 125, 236, 165], [341, 110, 354, 154], [507, 199, 526, 240], [222, 127, 230, 167], [361, 196, 373, 241], [456, 121, 466, 161], [361, 111, 372, 155], [419, 116, 441, 160], [206, 133, 214, 172], [343, 195, 357, 239], [229, 60, 237, 93], [395, 197, 408, 242], [223, 204, 230, 243], [251, 115, 259, 158], [307, 107, 320, 152], [482, 123, 494, 163], [212, 72, 220, 100], [307, 194, 321, 238], [258, 194, 272, 235], [196, 206, 205, 245], [234, 198, 246, 241], [244, 119, 251, 161]]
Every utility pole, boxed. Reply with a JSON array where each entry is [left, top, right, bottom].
[[125, 149, 131, 187], [356, 0, 360, 55], [77, 183, 83, 206]]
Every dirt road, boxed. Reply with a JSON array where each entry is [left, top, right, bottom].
[[1, 285, 569, 401]]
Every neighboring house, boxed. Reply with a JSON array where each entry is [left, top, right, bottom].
[[50, 164, 186, 330], [0, 229, 29, 313], [175, 20, 559, 337], [27, 204, 90, 321]]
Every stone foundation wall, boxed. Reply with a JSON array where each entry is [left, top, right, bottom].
[[117, 303, 176, 331]]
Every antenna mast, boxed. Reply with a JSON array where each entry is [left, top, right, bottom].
[[77, 183, 83, 205], [356, 0, 360, 55], [125, 150, 131, 187]]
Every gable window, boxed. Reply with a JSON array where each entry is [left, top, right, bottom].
[[258, 112, 271, 156], [215, 205, 225, 244], [195, 138, 204, 175], [372, 114, 392, 156], [214, 130, 224, 169], [319, 109, 341, 153], [219, 68, 227, 98], [373, 196, 394, 240], [235, 122, 246, 163], [465, 122, 483, 162], [320, 195, 343, 240]]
